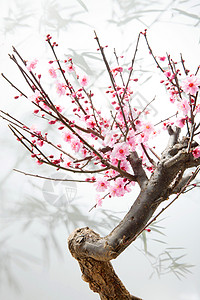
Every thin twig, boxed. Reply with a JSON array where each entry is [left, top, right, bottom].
[[13, 169, 91, 182], [114, 48, 125, 87], [47, 38, 87, 115], [94, 31, 129, 135], [141, 143, 156, 167], [133, 96, 156, 123], [121, 33, 141, 101], [1, 73, 27, 98]]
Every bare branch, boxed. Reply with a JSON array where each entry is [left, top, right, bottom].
[[127, 151, 148, 189], [1, 73, 27, 98], [13, 169, 90, 183], [94, 31, 129, 135]]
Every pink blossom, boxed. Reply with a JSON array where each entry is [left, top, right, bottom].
[[182, 75, 200, 96], [117, 106, 129, 122], [134, 119, 142, 130], [65, 160, 72, 168], [124, 184, 131, 193], [192, 146, 200, 158], [110, 178, 125, 197], [55, 105, 63, 112], [80, 75, 88, 87], [106, 169, 118, 178], [159, 56, 166, 61], [111, 67, 123, 74], [85, 116, 96, 129], [66, 64, 75, 73], [49, 67, 57, 78], [94, 178, 109, 192], [112, 142, 130, 160], [81, 147, 87, 157], [142, 122, 154, 135], [195, 104, 200, 113], [51, 159, 60, 165], [109, 186, 118, 197], [116, 67, 123, 72], [27, 59, 38, 71], [176, 117, 187, 128], [42, 102, 50, 111], [136, 132, 149, 144], [119, 160, 130, 172], [110, 157, 119, 167], [71, 138, 81, 152], [28, 90, 41, 103], [96, 195, 103, 207], [37, 140, 44, 147], [169, 97, 175, 103], [64, 131, 73, 142], [111, 156, 130, 172], [56, 82, 66, 96], [31, 128, 41, 135], [164, 70, 171, 77], [177, 98, 190, 115], [127, 134, 136, 150], [48, 120, 57, 125], [162, 121, 175, 131]]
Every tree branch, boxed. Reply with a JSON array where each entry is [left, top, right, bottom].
[[127, 151, 148, 189], [68, 133, 200, 261]]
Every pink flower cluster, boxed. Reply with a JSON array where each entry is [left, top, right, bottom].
[[24, 35, 200, 208], [160, 57, 200, 131]]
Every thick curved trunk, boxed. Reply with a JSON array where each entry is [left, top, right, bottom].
[[68, 132, 200, 299], [68, 228, 142, 300]]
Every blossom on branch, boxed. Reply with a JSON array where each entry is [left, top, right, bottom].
[[177, 98, 190, 116], [182, 75, 200, 96], [111, 143, 130, 161], [192, 146, 200, 159], [26, 59, 38, 71], [56, 82, 66, 96], [94, 178, 110, 192], [2, 31, 200, 208], [28, 90, 42, 103], [49, 67, 57, 78], [110, 178, 127, 197], [176, 117, 187, 128], [80, 75, 88, 87], [66, 64, 75, 73]]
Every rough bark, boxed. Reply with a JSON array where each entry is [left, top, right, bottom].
[[68, 228, 142, 300], [68, 128, 200, 299]]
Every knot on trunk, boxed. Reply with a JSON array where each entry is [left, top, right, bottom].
[[68, 227, 143, 300]]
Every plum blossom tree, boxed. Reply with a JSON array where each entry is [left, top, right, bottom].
[[1, 29, 200, 299]]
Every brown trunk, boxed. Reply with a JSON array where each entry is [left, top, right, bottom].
[[68, 131, 200, 299], [68, 228, 142, 300]]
